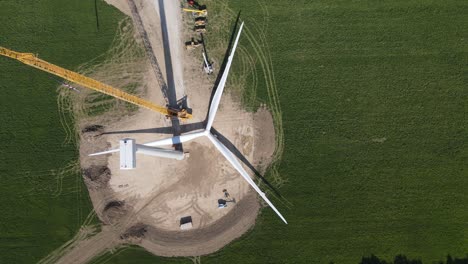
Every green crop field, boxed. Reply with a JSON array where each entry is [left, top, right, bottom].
[[207, 1, 468, 263], [1, 0, 467, 264], [0, 0, 124, 263], [204, 1, 467, 263]]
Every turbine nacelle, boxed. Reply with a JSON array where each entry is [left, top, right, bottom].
[[92, 138, 184, 170]]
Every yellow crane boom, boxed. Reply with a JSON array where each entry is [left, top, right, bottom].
[[0, 46, 192, 120], [182, 8, 208, 16]]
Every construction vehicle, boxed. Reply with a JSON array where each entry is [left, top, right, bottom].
[[185, 38, 202, 50], [183, 7, 207, 17], [202, 52, 213, 74], [194, 25, 206, 33], [194, 17, 207, 26], [200, 33, 213, 74], [186, 0, 199, 8], [0, 46, 192, 120], [217, 198, 236, 208]]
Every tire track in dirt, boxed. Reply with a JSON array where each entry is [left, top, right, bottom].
[[56, 91, 75, 146], [139, 190, 260, 257]]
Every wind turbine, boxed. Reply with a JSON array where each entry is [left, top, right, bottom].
[[90, 22, 287, 224]]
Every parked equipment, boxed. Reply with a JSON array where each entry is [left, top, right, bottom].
[[194, 17, 207, 26], [200, 33, 213, 74], [187, 0, 200, 8], [194, 25, 206, 33], [202, 52, 213, 74], [183, 7, 207, 17], [185, 38, 203, 50]]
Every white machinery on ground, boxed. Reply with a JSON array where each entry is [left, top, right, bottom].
[[202, 51, 213, 74], [90, 22, 287, 224]]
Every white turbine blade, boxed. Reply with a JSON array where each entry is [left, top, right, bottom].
[[206, 22, 244, 130], [144, 131, 206, 147], [207, 133, 287, 224], [89, 148, 119, 156], [136, 145, 184, 160]]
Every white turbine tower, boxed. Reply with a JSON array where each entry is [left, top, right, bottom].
[[90, 22, 287, 224]]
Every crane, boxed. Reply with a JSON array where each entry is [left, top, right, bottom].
[[0, 46, 192, 120]]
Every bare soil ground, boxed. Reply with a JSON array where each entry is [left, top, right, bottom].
[[42, 0, 278, 262]]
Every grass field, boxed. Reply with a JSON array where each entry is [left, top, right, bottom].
[[0, 0, 467, 263], [0, 1, 124, 263], [206, 1, 467, 263]]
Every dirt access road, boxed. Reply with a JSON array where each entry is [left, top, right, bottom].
[[41, 0, 278, 262]]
